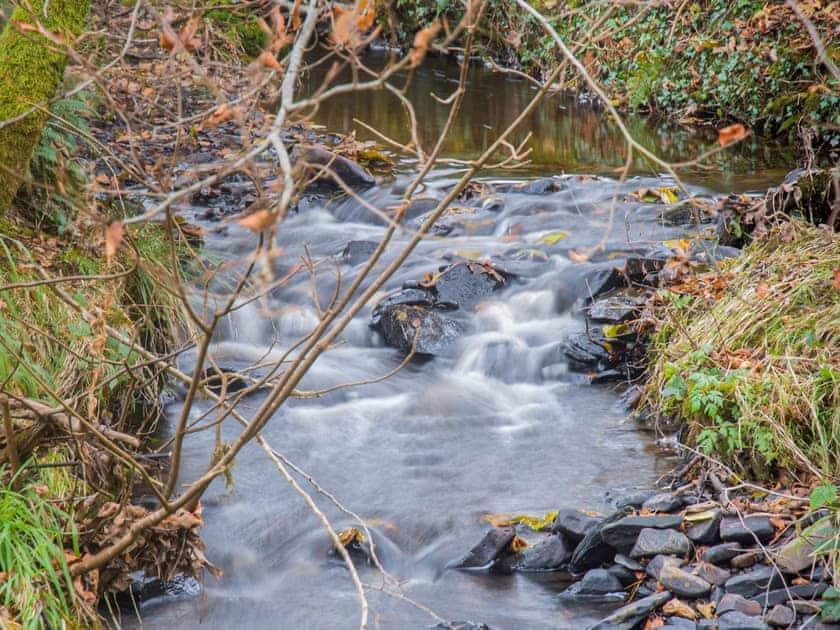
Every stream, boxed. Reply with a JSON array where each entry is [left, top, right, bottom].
[[131, 53, 795, 629]]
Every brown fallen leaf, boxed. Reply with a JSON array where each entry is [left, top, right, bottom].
[[696, 601, 715, 619], [410, 20, 442, 67], [568, 249, 589, 263], [718, 123, 748, 146], [105, 221, 124, 267], [663, 598, 697, 620], [756, 282, 770, 298], [291, 0, 302, 31], [237, 209, 277, 233], [833, 269, 840, 291], [510, 535, 528, 552], [257, 50, 283, 72]]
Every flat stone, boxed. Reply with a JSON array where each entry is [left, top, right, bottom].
[[731, 551, 760, 570], [647, 555, 683, 580], [686, 510, 721, 545], [453, 527, 515, 570], [753, 582, 827, 609], [691, 562, 730, 586], [765, 604, 795, 627], [601, 515, 684, 552], [774, 519, 833, 574], [720, 516, 775, 545], [613, 490, 657, 510], [663, 618, 697, 630], [587, 591, 672, 629], [701, 543, 742, 565], [513, 534, 570, 572], [642, 492, 684, 513], [615, 554, 644, 572], [631, 528, 692, 559], [717, 611, 770, 630], [587, 295, 645, 324], [718, 593, 763, 616], [553, 508, 603, 544], [725, 566, 784, 598], [659, 564, 711, 599], [578, 568, 626, 595]]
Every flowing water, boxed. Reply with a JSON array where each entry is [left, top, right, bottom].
[[132, 54, 793, 629]]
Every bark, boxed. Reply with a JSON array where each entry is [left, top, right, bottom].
[[0, 0, 92, 213]]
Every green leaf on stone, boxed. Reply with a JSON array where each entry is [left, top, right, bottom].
[[538, 231, 570, 245], [602, 323, 629, 338], [511, 510, 558, 531]]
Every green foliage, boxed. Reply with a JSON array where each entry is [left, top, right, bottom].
[[207, 6, 267, 58], [0, 469, 80, 629], [805, 483, 840, 617]]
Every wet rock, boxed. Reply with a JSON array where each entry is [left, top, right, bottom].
[[731, 552, 760, 570], [765, 604, 795, 628], [686, 510, 721, 545], [612, 490, 657, 510], [373, 304, 462, 356], [690, 243, 742, 265], [510, 177, 565, 195], [513, 534, 570, 572], [725, 565, 784, 598], [658, 564, 712, 598], [582, 266, 628, 303], [624, 248, 672, 284], [692, 562, 730, 586], [601, 514, 684, 552], [662, 618, 697, 630], [452, 527, 516, 570], [720, 516, 775, 545], [578, 568, 625, 595], [399, 196, 441, 220], [630, 528, 691, 559], [642, 493, 684, 513], [340, 240, 378, 266], [432, 262, 507, 310], [200, 365, 253, 393], [753, 583, 827, 609], [608, 564, 638, 587], [587, 294, 645, 324], [587, 591, 672, 629], [774, 518, 833, 574], [552, 509, 603, 544], [291, 144, 375, 190], [431, 622, 490, 630], [614, 554, 644, 572], [647, 555, 683, 580], [718, 611, 770, 630], [718, 593, 763, 616], [568, 526, 616, 574], [561, 332, 614, 370]]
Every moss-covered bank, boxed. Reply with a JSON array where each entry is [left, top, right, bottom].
[[389, 1, 840, 147]]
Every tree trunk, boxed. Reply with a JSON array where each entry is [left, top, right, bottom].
[[0, 0, 91, 213]]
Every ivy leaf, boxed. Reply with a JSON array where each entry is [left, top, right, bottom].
[[810, 481, 838, 511]]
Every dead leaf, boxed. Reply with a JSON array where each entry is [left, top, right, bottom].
[[105, 221, 124, 267], [205, 103, 242, 126], [756, 282, 770, 298], [833, 269, 840, 290], [509, 535, 528, 552], [257, 50, 283, 72], [410, 20, 442, 67], [568, 249, 589, 263], [237, 209, 277, 232], [718, 123, 748, 146], [663, 598, 697, 620], [291, 0, 302, 31], [338, 528, 364, 546], [696, 601, 716, 619]]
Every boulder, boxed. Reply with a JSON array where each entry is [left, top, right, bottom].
[[685, 510, 721, 545], [432, 261, 507, 310], [642, 493, 684, 514], [552, 509, 603, 544], [513, 534, 570, 572], [630, 528, 692, 559], [452, 527, 516, 570], [601, 514, 684, 552], [291, 144, 375, 190], [658, 564, 711, 599], [373, 304, 462, 356]]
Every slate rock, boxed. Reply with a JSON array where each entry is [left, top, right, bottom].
[[562, 332, 614, 370], [630, 528, 692, 559], [718, 593, 763, 616], [612, 490, 657, 510], [701, 543, 743, 565], [587, 591, 672, 629], [614, 554, 644, 572], [765, 604, 795, 628], [691, 562, 730, 586], [340, 240, 378, 266], [453, 527, 515, 570], [513, 534, 570, 572], [663, 618, 697, 630], [647, 555, 683, 580], [373, 304, 462, 356], [581, 266, 628, 303], [291, 144, 375, 189], [608, 564, 638, 587], [686, 510, 721, 545], [569, 526, 616, 574], [753, 582, 827, 609], [774, 518, 833, 574], [432, 262, 507, 310], [717, 611, 770, 630], [720, 516, 775, 545], [725, 565, 784, 598], [731, 552, 760, 570], [431, 623, 490, 630], [642, 492, 684, 513], [578, 568, 626, 595], [601, 515, 684, 552], [658, 564, 711, 598], [587, 295, 645, 324], [552, 509, 603, 544]]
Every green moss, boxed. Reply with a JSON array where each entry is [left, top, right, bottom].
[[0, 0, 92, 212]]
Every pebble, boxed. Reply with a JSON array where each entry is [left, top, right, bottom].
[[701, 543, 743, 565], [765, 604, 796, 628], [658, 564, 712, 598], [717, 611, 771, 630], [630, 528, 692, 559], [718, 593, 763, 616]]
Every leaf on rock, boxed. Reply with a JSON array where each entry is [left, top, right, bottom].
[[663, 598, 696, 620], [509, 535, 529, 552], [696, 601, 715, 619], [539, 231, 570, 244], [338, 527, 364, 546], [105, 221, 124, 267], [511, 510, 558, 531]]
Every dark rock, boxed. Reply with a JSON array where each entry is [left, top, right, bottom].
[[658, 564, 711, 598], [561, 332, 613, 370], [452, 527, 515, 570], [511, 177, 565, 195], [569, 526, 616, 574], [630, 528, 692, 559], [774, 518, 833, 574], [432, 262, 507, 310], [720, 516, 775, 545], [199, 365, 252, 393], [663, 619, 697, 630], [582, 266, 628, 303], [601, 515, 684, 552], [578, 568, 625, 595], [587, 591, 672, 629], [753, 583, 827, 609], [642, 492, 684, 513], [513, 534, 570, 572], [624, 249, 671, 284], [613, 490, 658, 510], [614, 554, 644, 572], [701, 543, 743, 565], [399, 196, 442, 220], [553, 509, 603, 544], [725, 566, 784, 598], [608, 564, 638, 587], [646, 555, 683, 580], [340, 240, 378, 266], [717, 611, 770, 630], [731, 552, 760, 570], [587, 295, 646, 324], [691, 562, 730, 586], [291, 144, 375, 190], [765, 604, 795, 628], [718, 593, 763, 616], [373, 304, 462, 356], [431, 622, 490, 630], [686, 510, 721, 545], [371, 288, 436, 326]]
